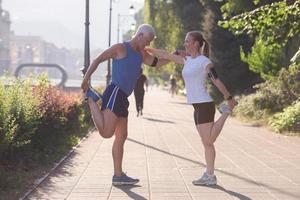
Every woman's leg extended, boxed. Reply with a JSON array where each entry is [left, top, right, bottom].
[[196, 122, 215, 175], [112, 117, 128, 176], [88, 98, 118, 138]]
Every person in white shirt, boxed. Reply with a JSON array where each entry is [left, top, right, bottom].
[[146, 31, 237, 186]]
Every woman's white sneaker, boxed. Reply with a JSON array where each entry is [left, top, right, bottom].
[[192, 172, 217, 186], [219, 103, 232, 114]]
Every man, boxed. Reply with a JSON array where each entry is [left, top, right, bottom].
[[81, 24, 167, 186], [134, 69, 148, 117], [169, 74, 177, 97]]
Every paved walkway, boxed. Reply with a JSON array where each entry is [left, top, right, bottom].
[[26, 88, 300, 200]]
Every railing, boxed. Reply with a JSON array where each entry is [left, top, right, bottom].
[[14, 63, 68, 87]]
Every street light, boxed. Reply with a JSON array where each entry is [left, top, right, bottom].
[[106, 0, 113, 86], [81, 0, 90, 76], [131, 22, 136, 31], [129, 5, 135, 15], [117, 5, 136, 43]]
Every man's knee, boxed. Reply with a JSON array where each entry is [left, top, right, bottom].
[[116, 132, 128, 141], [98, 130, 114, 138]]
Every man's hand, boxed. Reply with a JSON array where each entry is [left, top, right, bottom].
[[81, 78, 90, 93]]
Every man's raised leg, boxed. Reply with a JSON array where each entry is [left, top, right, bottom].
[[88, 98, 118, 138]]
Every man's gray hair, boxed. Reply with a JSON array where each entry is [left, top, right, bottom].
[[135, 24, 156, 37]]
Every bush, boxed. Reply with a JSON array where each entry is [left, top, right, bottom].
[[30, 85, 88, 154], [0, 76, 94, 199], [269, 100, 300, 133], [0, 76, 93, 162], [233, 62, 300, 133], [0, 78, 41, 158], [233, 94, 268, 120]]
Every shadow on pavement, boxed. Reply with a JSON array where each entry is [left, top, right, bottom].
[[128, 138, 205, 167], [128, 137, 300, 200], [142, 117, 175, 124], [169, 101, 189, 105], [114, 185, 147, 200], [203, 185, 252, 200]]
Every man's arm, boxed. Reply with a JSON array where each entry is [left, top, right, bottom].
[[81, 44, 123, 92], [141, 50, 170, 67]]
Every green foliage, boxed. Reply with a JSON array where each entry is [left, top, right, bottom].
[[0, 76, 93, 199], [221, 0, 256, 19], [0, 76, 93, 160], [241, 39, 287, 80], [220, 0, 282, 19], [219, 1, 300, 46], [144, 0, 188, 82], [233, 93, 269, 120], [269, 100, 300, 133], [234, 62, 300, 133], [0, 78, 41, 157], [144, 0, 256, 97]]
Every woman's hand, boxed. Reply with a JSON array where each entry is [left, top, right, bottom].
[[145, 47, 167, 58], [227, 98, 238, 110]]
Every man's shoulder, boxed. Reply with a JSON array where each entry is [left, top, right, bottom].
[[112, 43, 126, 50], [111, 43, 127, 58]]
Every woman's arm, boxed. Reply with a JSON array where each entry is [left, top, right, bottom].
[[141, 50, 170, 67], [145, 47, 185, 65], [205, 64, 237, 109]]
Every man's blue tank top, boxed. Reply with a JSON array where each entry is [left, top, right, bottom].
[[111, 42, 143, 96]]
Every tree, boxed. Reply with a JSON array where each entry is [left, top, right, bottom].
[[219, 0, 300, 80]]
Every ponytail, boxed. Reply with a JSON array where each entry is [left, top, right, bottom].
[[202, 39, 210, 58], [187, 31, 210, 58]]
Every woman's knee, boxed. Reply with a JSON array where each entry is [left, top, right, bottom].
[[202, 138, 214, 146]]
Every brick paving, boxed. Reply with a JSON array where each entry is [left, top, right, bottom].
[[25, 88, 300, 200]]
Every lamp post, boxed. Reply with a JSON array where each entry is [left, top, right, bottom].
[[106, 0, 113, 86], [117, 6, 135, 43], [81, 0, 90, 76]]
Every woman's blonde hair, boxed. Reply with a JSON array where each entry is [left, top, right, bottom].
[[187, 31, 210, 58]]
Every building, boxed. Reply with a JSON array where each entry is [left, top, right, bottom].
[[10, 33, 82, 80], [0, 0, 11, 75], [10, 34, 46, 72]]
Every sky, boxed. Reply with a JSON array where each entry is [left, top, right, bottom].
[[3, 0, 144, 51]]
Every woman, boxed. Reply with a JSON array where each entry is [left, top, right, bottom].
[[146, 31, 237, 186]]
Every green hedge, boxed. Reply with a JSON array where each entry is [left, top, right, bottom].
[[269, 100, 300, 133], [0, 77, 93, 197], [233, 63, 300, 134], [0, 78, 41, 158]]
